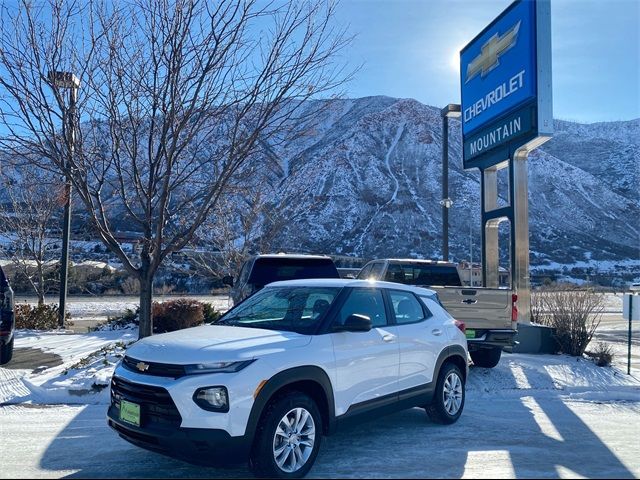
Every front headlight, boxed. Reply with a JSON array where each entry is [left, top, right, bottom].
[[183, 359, 255, 375], [193, 386, 229, 412]]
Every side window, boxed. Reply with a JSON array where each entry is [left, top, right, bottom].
[[302, 292, 334, 321], [336, 288, 387, 327], [420, 293, 444, 309], [384, 264, 405, 283], [357, 263, 373, 279], [238, 261, 250, 285], [368, 262, 385, 280], [390, 290, 427, 325]]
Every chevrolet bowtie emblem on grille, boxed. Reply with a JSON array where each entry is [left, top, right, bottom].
[[466, 20, 521, 83], [136, 361, 150, 372]]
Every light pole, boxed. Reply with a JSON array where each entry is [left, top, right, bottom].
[[440, 103, 461, 262], [48, 71, 80, 329]]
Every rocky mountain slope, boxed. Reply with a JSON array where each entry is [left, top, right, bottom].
[[265, 96, 639, 265]]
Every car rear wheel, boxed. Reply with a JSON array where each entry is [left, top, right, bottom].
[[0, 336, 14, 365], [250, 391, 322, 479], [426, 362, 465, 424], [470, 347, 502, 368]]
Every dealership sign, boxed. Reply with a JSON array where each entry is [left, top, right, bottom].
[[460, 0, 552, 169]]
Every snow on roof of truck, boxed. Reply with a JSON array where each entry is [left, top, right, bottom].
[[254, 253, 333, 259], [380, 258, 458, 266]]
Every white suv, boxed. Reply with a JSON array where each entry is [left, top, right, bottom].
[[108, 279, 468, 478]]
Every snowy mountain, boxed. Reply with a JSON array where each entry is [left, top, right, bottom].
[[261, 96, 639, 265], [1, 96, 637, 269]]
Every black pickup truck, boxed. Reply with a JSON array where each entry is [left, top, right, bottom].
[[0, 265, 15, 365]]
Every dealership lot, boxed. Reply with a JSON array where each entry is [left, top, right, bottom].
[[1, 295, 638, 479]]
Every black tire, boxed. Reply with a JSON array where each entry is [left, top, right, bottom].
[[426, 362, 465, 425], [249, 391, 323, 479], [470, 347, 502, 368], [0, 336, 14, 365]]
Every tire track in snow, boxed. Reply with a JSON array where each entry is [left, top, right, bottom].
[[0, 367, 30, 404]]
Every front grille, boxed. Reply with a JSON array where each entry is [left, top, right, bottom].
[[122, 355, 186, 378], [111, 376, 182, 427]]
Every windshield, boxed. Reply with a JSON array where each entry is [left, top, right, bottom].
[[247, 258, 339, 286], [384, 264, 462, 287], [218, 286, 341, 334]]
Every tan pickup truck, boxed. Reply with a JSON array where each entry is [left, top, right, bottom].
[[357, 258, 517, 368]]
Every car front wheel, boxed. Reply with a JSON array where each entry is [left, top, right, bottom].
[[250, 391, 322, 479], [0, 336, 14, 365], [426, 362, 465, 424]]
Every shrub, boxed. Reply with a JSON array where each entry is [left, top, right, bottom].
[[536, 287, 604, 356], [585, 342, 614, 367], [95, 308, 139, 331], [95, 299, 214, 332], [152, 299, 204, 333], [15, 303, 72, 330], [202, 302, 222, 324]]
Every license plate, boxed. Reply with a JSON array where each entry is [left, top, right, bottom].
[[465, 329, 476, 339], [120, 399, 141, 427]]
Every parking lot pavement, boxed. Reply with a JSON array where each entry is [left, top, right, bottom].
[[0, 393, 638, 479], [2, 348, 63, 371]]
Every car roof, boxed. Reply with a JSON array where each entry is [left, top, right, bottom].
[[253, 254, 333, 260], [369, 258, 458, 267], [266, 278, 437, 295]]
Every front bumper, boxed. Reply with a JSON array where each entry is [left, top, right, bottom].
[[107, 375, 251, 465]]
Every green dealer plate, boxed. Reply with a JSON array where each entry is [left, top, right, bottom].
[[465, 329, 476, 339], [120, 399, 141, 427]]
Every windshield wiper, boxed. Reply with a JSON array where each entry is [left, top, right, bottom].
[[213, 316, 238, 326]]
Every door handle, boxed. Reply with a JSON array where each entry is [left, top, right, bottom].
[[462, 299, 477, 304], [382, 334, 395, 342], [431, 329, 443, 336]]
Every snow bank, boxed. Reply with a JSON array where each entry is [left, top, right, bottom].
[[468, 352, 639, 402]]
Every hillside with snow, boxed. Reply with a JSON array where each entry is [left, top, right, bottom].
[[265, 96, 639, 266]]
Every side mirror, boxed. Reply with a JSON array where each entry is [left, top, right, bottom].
[[334, 314, 372, 333], [222, 275, 234, 287]]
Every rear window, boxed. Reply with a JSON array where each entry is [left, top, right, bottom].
[[384, 264, 462, 287], [248, 258, 340, 286]]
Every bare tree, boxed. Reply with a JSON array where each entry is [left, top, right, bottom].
[[0, 0, 351, 337], [189, 187, 276, 282], [189, 168, 328, 283], [0, 170, 62, 306]]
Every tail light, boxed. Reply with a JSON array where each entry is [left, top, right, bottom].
[[453, 319, 466, 334], [511, 294, 518, 322]]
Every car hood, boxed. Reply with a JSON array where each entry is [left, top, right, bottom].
[[126, 324, 311, 364]]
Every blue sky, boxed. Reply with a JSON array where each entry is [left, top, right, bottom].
[[333, 0, 640, 123]]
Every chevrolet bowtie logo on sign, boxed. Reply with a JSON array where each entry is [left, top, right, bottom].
[[466, 21, 521, 83], [136, 361, 150, 372]]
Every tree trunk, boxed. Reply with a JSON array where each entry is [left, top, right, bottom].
[[37, 265, 45, 307], [138, 272, 154, 339]]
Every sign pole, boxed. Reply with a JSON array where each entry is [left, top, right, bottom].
[[628, 295, 633, 375]]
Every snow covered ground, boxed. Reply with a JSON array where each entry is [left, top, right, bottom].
[[0, 323, 639, 478]]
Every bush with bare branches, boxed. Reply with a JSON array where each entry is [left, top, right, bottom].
[[585, 342, 614, 367], [534, 286, 604, 356]]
